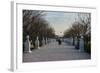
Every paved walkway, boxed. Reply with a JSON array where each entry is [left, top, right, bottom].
[[23, 39, 90, 62]]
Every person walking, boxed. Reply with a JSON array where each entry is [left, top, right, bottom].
[[58, 38, 62, 45]]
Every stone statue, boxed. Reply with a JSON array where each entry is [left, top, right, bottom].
[[24, 35, 31, 53], [45, 37, 48, 44], [35, 36, 40, 49], [79, 36, 84, 52], [42, 37, 45, 46]]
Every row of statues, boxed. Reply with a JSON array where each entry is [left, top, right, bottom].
[[24, 35, 48, 53]]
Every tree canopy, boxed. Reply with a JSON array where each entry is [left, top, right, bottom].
[[23, 10, 55, 42]]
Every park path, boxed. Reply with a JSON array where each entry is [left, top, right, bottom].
[[23, 39, 90, 62]]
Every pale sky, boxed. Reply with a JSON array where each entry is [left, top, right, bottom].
[[43, 11, 84, 36]]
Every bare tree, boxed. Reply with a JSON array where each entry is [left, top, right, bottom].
[[78, 13, 91, 53], [78, 13, 91, 36], [64, 13, 91, 52], [23, 10, 55, 47], [64, 21, 83, 46]]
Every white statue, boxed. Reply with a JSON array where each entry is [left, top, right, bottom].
[[42, 37, 45, 46], [35, 36, 40, 49], [24, 35, 31, 53], [45, 37, 48, 44]]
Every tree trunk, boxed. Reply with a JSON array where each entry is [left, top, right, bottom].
[[73, 37, 75, 45], [77, 37, 80, 49]]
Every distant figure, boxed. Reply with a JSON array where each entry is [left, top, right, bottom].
[[57, 39, 62, 45]]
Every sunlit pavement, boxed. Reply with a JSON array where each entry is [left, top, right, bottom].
[[23, 39, 90, 62]]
